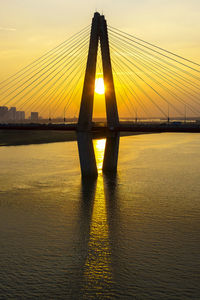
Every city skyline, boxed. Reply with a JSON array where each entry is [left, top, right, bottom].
[[0, 105, 40, 121]]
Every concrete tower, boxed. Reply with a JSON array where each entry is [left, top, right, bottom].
[[78, 13, 119, 131]]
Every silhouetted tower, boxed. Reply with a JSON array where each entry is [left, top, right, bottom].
[[99, 15, 119, 129], [77, 13, 120, 177], [78, 12, 119, 131]]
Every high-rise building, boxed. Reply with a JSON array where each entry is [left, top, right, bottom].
[[16, 111, 25, 121], [31, 112, 39, 121], [0, 106, 8, 121], [8, 107, 16, 121]]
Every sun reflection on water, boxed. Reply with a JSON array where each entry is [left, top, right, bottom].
[[82, 139, 113, 297], [93, 139, 106, 174]]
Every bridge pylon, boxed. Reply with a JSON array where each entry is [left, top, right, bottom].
[[77, 12, 119, 131], [77, 12, 119, 177]]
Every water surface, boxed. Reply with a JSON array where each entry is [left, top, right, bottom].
[[0, 133, 200, 299]]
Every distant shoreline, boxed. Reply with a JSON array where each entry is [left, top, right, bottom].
[[0, 129, 150, 147]]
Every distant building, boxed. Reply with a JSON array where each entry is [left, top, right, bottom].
[[31, 112, 39, 121], [8, 107, 16, 121], [16, 111, 25, 121], [0, 106, 26, 122], [0, 106, 8, 121]]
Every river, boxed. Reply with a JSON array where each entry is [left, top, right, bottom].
[[0, 133, 200, 299]]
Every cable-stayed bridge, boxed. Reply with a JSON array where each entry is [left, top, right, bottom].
[[1, 12, 200, 176], [1, 13, 200, 124]]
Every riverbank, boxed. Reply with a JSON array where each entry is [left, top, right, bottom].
[[0, 130, 77, 146], [0, 129, 146, 147]]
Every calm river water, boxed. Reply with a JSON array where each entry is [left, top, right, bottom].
[[0, 133, 200, 299]]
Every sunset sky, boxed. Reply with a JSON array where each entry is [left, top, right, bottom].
[[0, 0, 200, 118]]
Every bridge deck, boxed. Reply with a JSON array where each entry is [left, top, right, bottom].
[[1, 122, 200, 133]]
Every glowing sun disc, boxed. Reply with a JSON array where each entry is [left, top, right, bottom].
[[95, 78, 105, 95]]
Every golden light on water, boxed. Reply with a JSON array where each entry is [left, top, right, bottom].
[[82, 139, 113, 295], [95, 78, 105, 95], [93, 139, 106, 173], [83, 175, 113, 295]]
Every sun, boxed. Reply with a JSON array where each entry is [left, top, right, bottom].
[[95, 77, 105, 95]]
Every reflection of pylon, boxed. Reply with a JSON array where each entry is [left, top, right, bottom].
[[78, 12, 119, 131]]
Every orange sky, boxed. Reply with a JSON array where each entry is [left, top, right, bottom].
[[0, 0, 200, 119]]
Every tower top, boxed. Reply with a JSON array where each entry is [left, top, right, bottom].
[[94, 12, 101, 18], [78, 11, 119, 131]]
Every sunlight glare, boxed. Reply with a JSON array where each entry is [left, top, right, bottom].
[[93, 139, 106, 173], [82, 175, 113, 294], [95, 78, 105, 95]]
